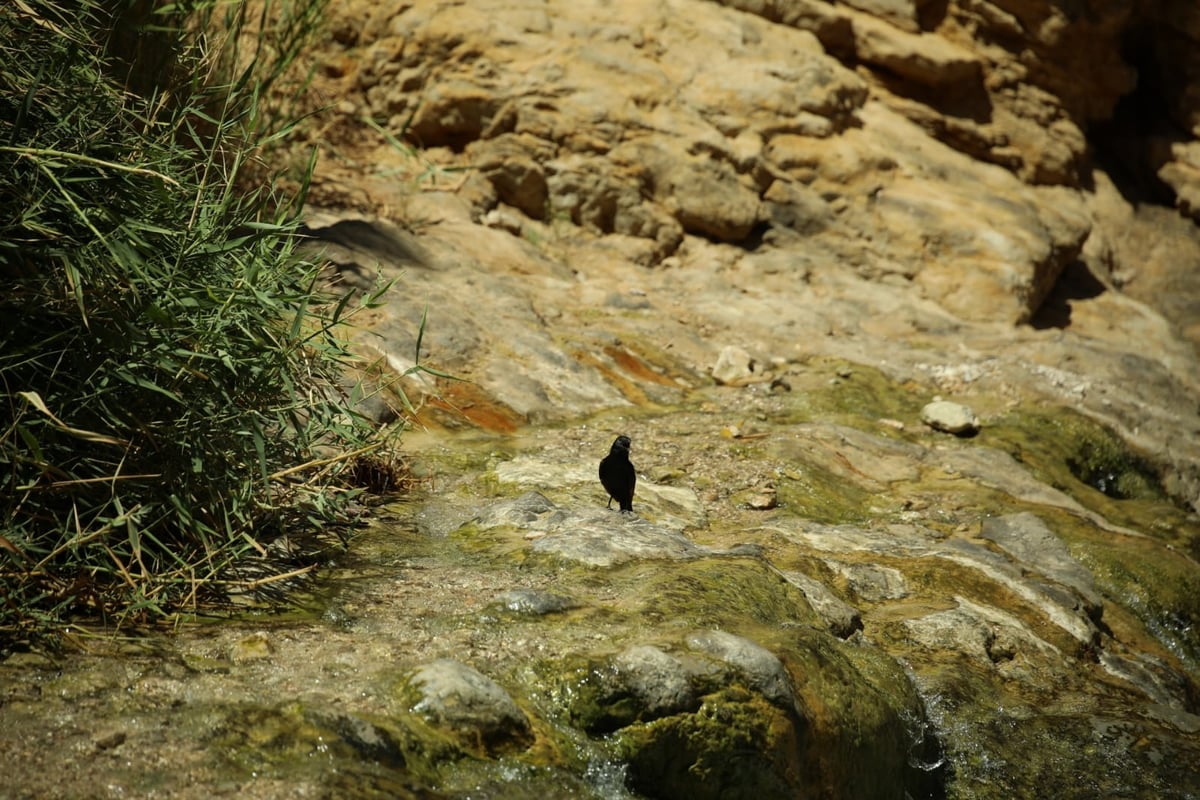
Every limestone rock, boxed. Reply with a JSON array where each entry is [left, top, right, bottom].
[[530, 517, 708, 567], [229, 632, 273, 664], [492, 589, 578, 616], [979, 512, 1103, 619], [717, 0, 856, 54], [659, 156, 762, 242], [608, 140, 762, 242], [761, 179, 833, 234], [468, 486, 713, 568], [685, 630, 799, 712], [712, 345, 757, 385], [406, 659, 532, 754], [850, 12, 983, 89], [408, 80, 502, 149], [609, 645, 699, 720], [834, 562, 909, 602], [678, 42, 869, 134], [839, 0, 924, 32], [472, 491, 570, 532], [920, 400, 979, 436], [902, 595, 1061, 669], [546, 154, 685, 255], [468, 134, 551, 219], [489, 458, 707, 530], [780, 570, 863, 638], [1159, 141, 1200, 222]]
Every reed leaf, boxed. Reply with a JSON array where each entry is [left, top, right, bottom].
[[0, 0, 385, 649]]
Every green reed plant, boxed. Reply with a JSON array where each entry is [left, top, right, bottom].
[[0, 0, 392, 646]]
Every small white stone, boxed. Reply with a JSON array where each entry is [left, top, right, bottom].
[[920, 400, 980, 435], [712, 345, 755, 385]]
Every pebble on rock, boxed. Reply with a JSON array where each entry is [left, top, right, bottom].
[[920, 400, 980, 436], [712, 345, 756, 385]]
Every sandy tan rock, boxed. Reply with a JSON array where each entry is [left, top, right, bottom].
[[717, 0, 856, 53], [1159, 141, 1200, 222], [838, 0, 926, 32], [854, 103, 1091, 323], [290, 0, 1200, 512], [468, 134, 552, 219], [850, 11, 983, 88]]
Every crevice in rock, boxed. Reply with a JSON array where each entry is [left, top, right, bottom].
[[1089, 23, 1186, 209], [1029, 260, 1107, 331]]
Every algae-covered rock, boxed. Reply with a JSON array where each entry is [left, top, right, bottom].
[[685, 630, 799, 712], [402, 659, 532, 756], [633, 557, 827, 631], [206, 704, 410, 780], [557, 645, 700, 733], [549, 611, 935, 798], [987, 408, 1170, 508], [779, 569, 864, 638], [611, 645, 699, 721], [229, 631, 274, 663], [615, 690, 805, 800], [491, 588, 578, 616]]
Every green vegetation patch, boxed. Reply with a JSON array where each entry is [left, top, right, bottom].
[[776, 359, 928, 428], [0, 0, 393, 646], [1047, 509, 1200, 673]]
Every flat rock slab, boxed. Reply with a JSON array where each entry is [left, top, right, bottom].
[[470, 491, 727, 567], [980, 512, 1103, 615], [530, 516, 710, 567]]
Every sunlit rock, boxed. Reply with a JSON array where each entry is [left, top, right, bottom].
[[404, 659, 532, 755]]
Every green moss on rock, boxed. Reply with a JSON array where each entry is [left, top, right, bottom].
[[631, 558, 822, 630], [989, 408, 1165, 505], [776, 360, 927, 426], [615, 690, 805, 800], [776, 461, 874, 524]]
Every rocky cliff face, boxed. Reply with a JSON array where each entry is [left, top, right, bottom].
[[300, 0, 1200, 493]]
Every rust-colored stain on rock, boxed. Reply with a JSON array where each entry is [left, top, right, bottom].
[[602, 344, 681, 387], [417, 380, 525, 433]]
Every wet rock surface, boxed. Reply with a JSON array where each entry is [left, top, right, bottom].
[[4, 401, 1199, 798], [404, 658, 533, 755], [5, 0, 1200, 798]]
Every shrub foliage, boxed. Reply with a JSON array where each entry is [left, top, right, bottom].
[[0, 0, 380, 645]]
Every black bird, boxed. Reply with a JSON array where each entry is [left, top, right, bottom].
[[599, 435, 636, 513]]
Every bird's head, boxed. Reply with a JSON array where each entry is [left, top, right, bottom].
[[611, 435, 631, 454]]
